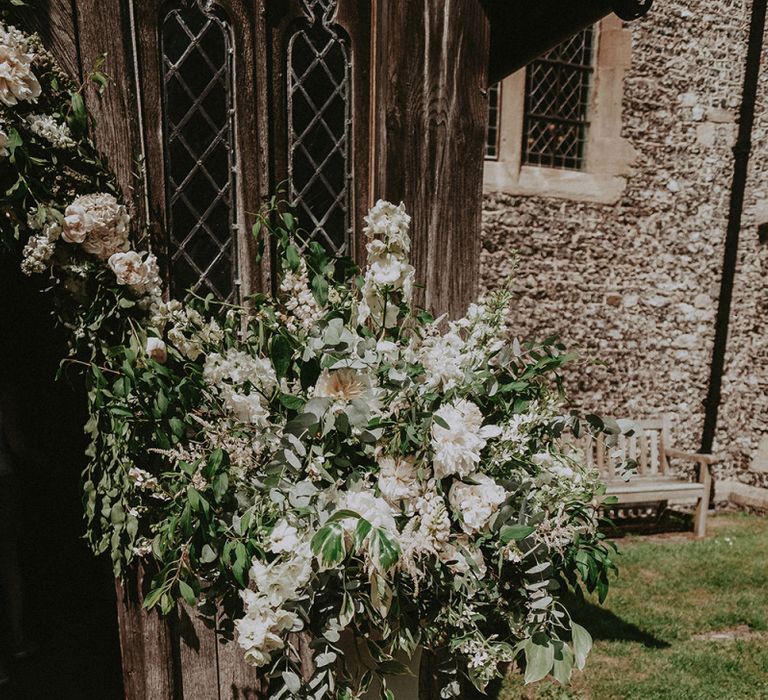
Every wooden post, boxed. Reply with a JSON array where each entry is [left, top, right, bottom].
[[372, 0, 491, 319]]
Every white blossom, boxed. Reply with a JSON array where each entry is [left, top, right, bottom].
[[21, 231, 56, 274], [448, 474, 507, 534], [108, 250, 162, 297], [278, 260, 323, 333], [145, 337, 167, 364], [0, 24, 41, 107], [26, 113, 75, 148]]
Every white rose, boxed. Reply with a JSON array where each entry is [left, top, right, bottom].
[[342, 491, 397, 533], [109, 251, 145, 285], [269, 520, 300, 554], [0, 25, 42, 107], [432, 399, 501, 480], [145, 337, 167, 364]]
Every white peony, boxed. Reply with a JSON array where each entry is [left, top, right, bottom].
[[314, 368, 378, 404], [61, 193, 130, 259], [431, 399, 501, 480], [145, 337, 167, 364], [448, 474, 507, 534], [268, 520, 300, 554], [0, 25, 41, 107], [377, 455, 420, 505]]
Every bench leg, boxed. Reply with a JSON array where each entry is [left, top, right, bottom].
[[694, 495, 708, 538]]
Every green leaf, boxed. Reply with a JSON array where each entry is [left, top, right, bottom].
[[179, 580, 197, 606], [285, 244, 301, 271], [500, 524, 536, 543], [68, 91, 88, 135], [524, 639, 554, 684], [271, 335, 293, 379], [200, 544, 217, 564], [571, 621, 592, 670], [311, 522, 346, 568], [311, 274, 329, 306], [279, 393, 305, 411]]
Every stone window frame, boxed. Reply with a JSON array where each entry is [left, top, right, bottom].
[[483, 15, 636, 204]]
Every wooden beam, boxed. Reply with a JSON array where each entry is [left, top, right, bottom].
[[372, 0, 491, 319]]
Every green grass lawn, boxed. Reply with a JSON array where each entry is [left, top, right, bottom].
[[500, 514, 768, 700]]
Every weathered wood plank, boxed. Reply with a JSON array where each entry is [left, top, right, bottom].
[[177, 604, 221, 699], [372, 0, 491, 319], [20, 0, 82, 82], [73, 0, 146, 219], [115, 565, 178, 700], [217, 629, 268, 700]]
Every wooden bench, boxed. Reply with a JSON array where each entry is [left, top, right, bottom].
[[574, 416, 715, 538]]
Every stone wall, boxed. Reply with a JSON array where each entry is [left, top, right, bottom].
[[480, 0, 768, 487]]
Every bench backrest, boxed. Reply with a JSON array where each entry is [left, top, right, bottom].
[[576, 416, 672, 480]]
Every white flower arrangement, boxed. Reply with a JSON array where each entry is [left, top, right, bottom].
[[0, 18, 620, 699]]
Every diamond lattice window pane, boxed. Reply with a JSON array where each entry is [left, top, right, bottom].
[[522, 26, 595, 170], [161, 1, 238, 302], [485, 82, 501, 160], [288, 0, 352, 256]]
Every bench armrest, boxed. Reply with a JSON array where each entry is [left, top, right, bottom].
[[665, 448, 718, 465]]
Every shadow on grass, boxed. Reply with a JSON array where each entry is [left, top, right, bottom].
[[566, 594, 670, 649], [601, 506, 694, 539]]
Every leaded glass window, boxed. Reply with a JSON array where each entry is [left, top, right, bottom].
[[522, 26, 595, 170], [287, 0, 352, 256], [161, 0, 238, 301], [485, 82, 501, 160]]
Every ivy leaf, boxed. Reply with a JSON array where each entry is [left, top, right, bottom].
[[311, 522, 346, 569], [369, 528, 400, 571]]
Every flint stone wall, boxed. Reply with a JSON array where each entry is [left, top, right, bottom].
[[480, 0, 768, 487]]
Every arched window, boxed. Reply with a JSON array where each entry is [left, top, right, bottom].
[[132, 0, 370, 297], [287, 0, 353, 256], [161, 0, 238, 301]]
